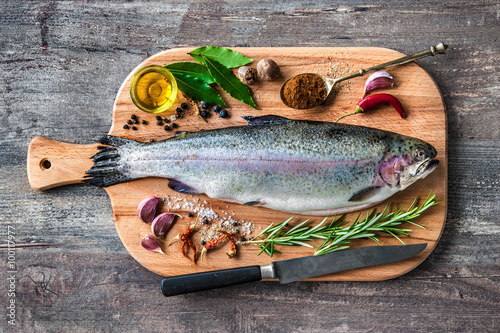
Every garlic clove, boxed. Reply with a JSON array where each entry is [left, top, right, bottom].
[[151, 213, 175, 238], [141, 234, 164, 254], [137, 196, 159, 223], [363, 71, 394, 97]]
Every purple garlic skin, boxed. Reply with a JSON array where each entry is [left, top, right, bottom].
[[141, 234, 164, 254], [151, 213, 175, 238], [363, 71, 394, 97], [137, 196, 159, 223]]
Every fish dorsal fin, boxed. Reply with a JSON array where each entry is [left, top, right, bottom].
[[243, 115, 291, 126]]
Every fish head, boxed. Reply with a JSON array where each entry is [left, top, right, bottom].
[[379, 138, 439, 190]]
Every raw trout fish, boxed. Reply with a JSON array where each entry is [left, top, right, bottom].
[[85, 116, 438, 215]]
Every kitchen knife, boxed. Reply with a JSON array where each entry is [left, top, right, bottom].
[[161, 243, 426, 297]]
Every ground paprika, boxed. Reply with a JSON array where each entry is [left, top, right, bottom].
[[281, 74, 328, 109]]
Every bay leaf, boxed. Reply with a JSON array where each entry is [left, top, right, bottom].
[[201, 55, 259, 110], [165, 62, 215, 84], [190, 46, 253, 68], [170, 72, 227, 107]]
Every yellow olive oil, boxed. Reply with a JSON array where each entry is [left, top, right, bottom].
[[136, 72, 172, 108], [130, 66, 177, 114]]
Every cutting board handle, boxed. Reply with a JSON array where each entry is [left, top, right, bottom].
[[27, 136, 100, 191]]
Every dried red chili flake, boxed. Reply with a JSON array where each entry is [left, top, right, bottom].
[[200, 230, 243, 260], [170, 222, 198, 264]]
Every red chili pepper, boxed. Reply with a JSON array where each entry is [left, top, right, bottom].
[[336, 93, 406, 123]]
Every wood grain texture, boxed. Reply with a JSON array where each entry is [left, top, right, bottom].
[[27, 136, 100, 190], [106, 46, 447, 280], [1, 0, 499, 332]]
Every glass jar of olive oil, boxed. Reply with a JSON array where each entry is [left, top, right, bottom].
[[130, 65, 178, 114]]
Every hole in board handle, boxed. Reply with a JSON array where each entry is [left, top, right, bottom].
[[40, 159, 51, 170]]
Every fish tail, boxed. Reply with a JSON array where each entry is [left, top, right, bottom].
[[84, 135, 137, 187]]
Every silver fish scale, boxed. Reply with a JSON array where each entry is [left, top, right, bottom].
[[105, 118, 436, 214]]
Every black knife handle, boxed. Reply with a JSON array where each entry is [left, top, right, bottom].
[[161, 265, 262, 297]]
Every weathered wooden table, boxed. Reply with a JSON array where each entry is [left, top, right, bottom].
[[1, 1, 499, 332]]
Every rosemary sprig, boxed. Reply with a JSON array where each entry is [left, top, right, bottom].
[[246, 192, 441, 257]]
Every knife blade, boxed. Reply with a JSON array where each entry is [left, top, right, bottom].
[[161, 243, 426, 297]]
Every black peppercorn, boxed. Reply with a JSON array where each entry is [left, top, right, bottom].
[[155, 116, 162, 120], [181, 103, 188, 109], [123, 124, 129, 129], [131, 126, 137, 130], [201, 240, 206, 246], [219, 109, 228, 118], [150, 139, 155, 143], [141, 120, 147, 125], [171, 123, 178, 128], [176, 107, 183, 114], [240, 237, 246, 242], [232, 222, 238, 227], [156, 121, 163, 126], [164, 125, 171, 131], [200, 110, 208, 117], [202, 218, 209, 225], [133, 119, 139, 124], [127, 119, 133, 124], [131, 114, 137, 119], [187, 212, 194, 218]]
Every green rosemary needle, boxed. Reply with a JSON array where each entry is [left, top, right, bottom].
[[245, 192, 441, 257]]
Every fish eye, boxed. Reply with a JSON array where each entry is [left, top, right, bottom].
[[414, 149, 426, 161]]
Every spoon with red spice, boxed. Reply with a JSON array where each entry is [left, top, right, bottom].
[[280, 42, 447, 109]]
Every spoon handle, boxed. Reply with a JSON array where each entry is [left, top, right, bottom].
[[335, 42, 448, 83]]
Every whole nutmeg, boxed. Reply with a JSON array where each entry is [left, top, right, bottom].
[[238, 66, 257, 85], [257, 58, 280, 81]]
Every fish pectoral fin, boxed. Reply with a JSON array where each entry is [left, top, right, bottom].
[[243, 200, 266, 207], [348, 186, 382, 202], [167, 179, 201, 195]]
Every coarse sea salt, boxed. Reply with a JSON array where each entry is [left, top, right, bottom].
[[157, 193, 255, 242]]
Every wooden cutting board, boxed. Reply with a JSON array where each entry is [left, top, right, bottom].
[[27, 47, 447, 281]]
